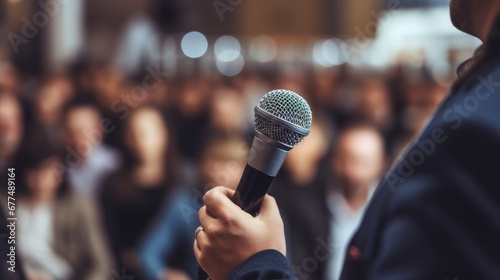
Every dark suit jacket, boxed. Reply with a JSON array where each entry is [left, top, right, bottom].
[[224, 16, 500, 280]]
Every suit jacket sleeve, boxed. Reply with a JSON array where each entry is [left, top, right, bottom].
[[225, 250, 296, 280]]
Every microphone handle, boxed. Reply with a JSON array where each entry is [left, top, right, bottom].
[[232, 164, 275, 216]]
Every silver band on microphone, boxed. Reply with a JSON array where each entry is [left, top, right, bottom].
[[247, 135, 289, 177]]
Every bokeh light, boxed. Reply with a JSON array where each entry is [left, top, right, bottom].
[[214, 35, 241, 62], [181, 31, 208, 58], [313, 38, 347, 67], [216, 54, 245, 76]]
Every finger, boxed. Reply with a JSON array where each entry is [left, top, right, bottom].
[[193, 226, 209, 260], [203, 186, 241, 218], [198, 206, 217, 230], [256, 194, 281, 220], [193, 238, 201, 262]]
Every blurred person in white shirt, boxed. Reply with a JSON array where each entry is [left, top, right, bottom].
[[11, 138, 113, 280], [326, 123, 387, 280], [61, 96, 121, 197]]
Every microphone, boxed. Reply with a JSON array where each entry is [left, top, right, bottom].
[[197, 89, 312, 279], [232, 89, 312, 216]]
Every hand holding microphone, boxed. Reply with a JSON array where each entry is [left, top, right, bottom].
[[194, 187, 286, 280], [194, 90, 312, 280]]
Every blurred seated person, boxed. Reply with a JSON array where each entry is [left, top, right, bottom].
[[139, 136, 248, 280], [87, 63, 129, 150], [62, 96, 121, 197], [170, 79, 210, 161], [326, 123, 386, 280], [344, 78, 397, 156], [30, 74, 74, 149], [0, 61, 21, 95], [11, 139, 113, 280], [354, 78, 394, 132], [67, 57, 130, 150], [0, 93, 24, 171], [209, 85, 252, 138], [100, 106, 177, 278], [269, 119, 331, 280], [311, 68, 343, 116]]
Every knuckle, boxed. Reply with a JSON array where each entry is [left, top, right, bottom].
[[203, 223, 216, 235], [208, 224, 225, 236], [222, 212, 236, 226], [217, 211, 229, 224], [212, 224, 224, 235]]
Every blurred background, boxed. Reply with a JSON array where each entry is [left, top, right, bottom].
[[0, 0, 482, 280]]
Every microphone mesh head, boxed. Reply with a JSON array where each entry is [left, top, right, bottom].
[[255, 89, 312, 147]]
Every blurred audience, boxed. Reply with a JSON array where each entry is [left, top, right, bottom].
[[12, 139, 114, 280], [139, 136, 248, 280], [0, 61, 21, 95], [325, 123, 387, 280], [62, 96, 121, 197], [353, 78, 394, 134], [209, 85, 251, 138], [30, 74, 74, 149], [100, 106, 177, 278], [169, 79, 211, 162], [0, 42, 451, 279]]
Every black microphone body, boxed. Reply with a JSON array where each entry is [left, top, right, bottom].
[[232, 163, 275, 216], [231, 133, 289, 216]]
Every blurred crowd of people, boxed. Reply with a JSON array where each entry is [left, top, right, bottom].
[[0, 54, 449, 280]]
